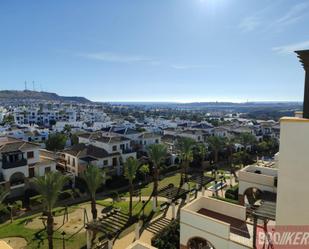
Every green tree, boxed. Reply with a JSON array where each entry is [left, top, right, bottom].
[[198, 143, 207, 162], [45, 133, 67, 151], [0, 186, 9, 213], [139, 164, 150, 182], [124, 157, 139, 217], [207, 136, 226, 164], [177, 138, 196, 184], [2, 114, 14, 125], [147, 144, 167, 209], [82, 165, 106, 220], [33, 172, 68, 249], [237, 132, 256, 151], [225, 137, 237, 184], [63, 124, 72, 135]]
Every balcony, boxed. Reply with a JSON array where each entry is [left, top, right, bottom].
[[239, 165, 278, 188], [2, 158, 28, 169], [181, 197, 253, 248], [121, 148, 135, 154]]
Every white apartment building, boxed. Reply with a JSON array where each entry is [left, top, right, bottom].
[[60, 143, 122, 176], [136, 132, 161, 150], [79, 109, 110, 123], [0, 137, 56, 196], [77, 132, 137, 172], [14, 107, 77, 125]]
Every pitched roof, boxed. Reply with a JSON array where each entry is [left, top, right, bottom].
[[138, 132, 161, 139], [78, 131, 130, 144], [63, 143, 119, 158], [0, 136, 40, 153]]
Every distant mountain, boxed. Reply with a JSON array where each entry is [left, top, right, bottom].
[[0, 90, 91, 103]]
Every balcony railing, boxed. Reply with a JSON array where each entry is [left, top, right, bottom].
[[2, 159, 28, 169], [122, 148, 135, 154]]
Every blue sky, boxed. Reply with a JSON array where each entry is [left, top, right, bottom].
[[0, 0, 308, 102]]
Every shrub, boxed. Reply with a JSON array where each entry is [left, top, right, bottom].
[[58, 189, 74, 201], [152, 220, 180, 249], [225, 185, 239, 200], [213, 196, 239, 205], [30, 195, 43, 207], [105, 175, 128, 189]]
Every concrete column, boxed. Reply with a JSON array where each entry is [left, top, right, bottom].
[[86, 230, 92, 249], [108, 239, 113, 249], [186, 193, 190, 203], [152, 196, 157, 212], [171, 202, 176, 219], [201, 186, 205, 196], [135, 222, 140, 240], [183, 182, 189, 190]]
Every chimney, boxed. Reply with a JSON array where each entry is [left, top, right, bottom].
[[295, 50, 309, 119]]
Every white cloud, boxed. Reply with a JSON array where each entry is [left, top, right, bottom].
[[273, 2, 309, 27], [239, 2, 309, 32], [272, 40, 309, 54]]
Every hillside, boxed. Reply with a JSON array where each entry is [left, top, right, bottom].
[[0, 90, 91, 103]]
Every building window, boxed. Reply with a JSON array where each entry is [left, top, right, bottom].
[[27, 151, 34, 159], [112, 157, 117, 166], [112, 145, 117, 151], [29, 167, 35, 178], [155, 139, 159, 143], [45, 167, 51, 174], [72, 158, 76, 167], [104, 160, 108, 166]]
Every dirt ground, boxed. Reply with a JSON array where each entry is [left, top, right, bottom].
[[1, 237, 27, 249], [25, 204, 104, 234]]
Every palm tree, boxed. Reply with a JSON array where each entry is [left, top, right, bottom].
[[225, 137, 237, 185], [82, 164, 106, 221], [198, 143, 207, 167], [207, 136, 226, 164], [238, 132, 256, 151], [0, 186, 9, 213], [124, 157, 139, 217], [33, 172, 68, 249], [147, 144, 167, 210], [177, 137, 196, 185]]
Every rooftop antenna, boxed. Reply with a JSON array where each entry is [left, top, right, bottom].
[[24, 81, 28, 90], [295, 50, 309, 119], [32, 81, 35, 91], [40, 83, 43, 92]]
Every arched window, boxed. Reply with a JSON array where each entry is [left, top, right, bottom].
[[187, 237, 216, 249], [243, 187, 263, 206], [10, 172, 25, 186]]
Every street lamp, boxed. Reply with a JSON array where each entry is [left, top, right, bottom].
[[138, 181, 142, 202], [61, 231, 66, 249], [142, 200, 145, 217]]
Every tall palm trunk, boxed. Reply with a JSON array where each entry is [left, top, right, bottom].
[[91, 197, 97, 220], [47, 212, 54, 249], [153, 164, 158, 205], [129, 183, 133, 217], [214, 149, 219, 164]]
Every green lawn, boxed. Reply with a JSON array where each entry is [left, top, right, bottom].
[[0, 200, 161, 249], [96, 200, 161, 217], [0, 211, 86, 249], [122, 173, 197, 197]]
